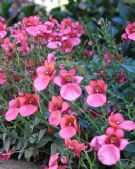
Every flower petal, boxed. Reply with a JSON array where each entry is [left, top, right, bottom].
[[19, 105, 37, 117], [59, 126, 76, 139], [34, 76, 50, 91], [60, 83, 82, 101], [119, 139, 129, 150], [5, 108, 19, 121], [98, 144, 120, 166], [86, 94, 106, 107], [49, 111, 61, 127], [54, 76, 63, 87], [74, 76, 84, 84], [120, 121, 135, 131]]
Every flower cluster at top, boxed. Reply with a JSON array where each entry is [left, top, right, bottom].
[[0, 15, 135, 168], [0, 15, 84, 59]]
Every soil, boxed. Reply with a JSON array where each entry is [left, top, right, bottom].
[[0, 160, 42, 169]]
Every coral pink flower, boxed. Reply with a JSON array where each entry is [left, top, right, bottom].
[[44, 153, 68, 169], [47, 34, 62, 49], [49, 96, 70, 113], [67, 32, 81, 46], [22, 15, 40, 28], [48, 96, 70, 127], [19, 94, 39, 117], [0, 149, 12, 160], [44, 21, 54, 33], [108, 113, 135, 131], [5, 97, 26, 121], [85, 80, 107, 107], [34, 57, 56, 91], [61, 18, 72, 34], [125, 22, 135, 41], [65, 139, 86, 158], [5, 94, 39, 121], [60, 40, 73, 53], [54, 68, 83, 101], [59, 115, 78, 139], [90, 127, 129, 165], [0, 68, 7, 85]]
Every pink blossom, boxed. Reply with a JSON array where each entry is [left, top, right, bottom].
[[54, 68, 83, 101], [85, 80, 107, 107], [108, 113, 135, 131], [5, 94, 39, 121], [19, 94, 39, 117], [125, 22, 135, 41], [59, 115, 78, 139], [22, 15, 40, 28], [90, 127, 129, 165], [60, 40, 73, 53], [47, 34, 62, 49], [65, 139, 86, 158], [34, 58, 56, 91], [5, 97, 26, 121], [48, 96, 70, 127], [61, 18, 72, 34], [0, 149, 12, 160]]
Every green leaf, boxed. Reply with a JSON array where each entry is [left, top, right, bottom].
[[125, 143, 135, 153], [24, 147, 34, 160], [38, 129, 46, 142]]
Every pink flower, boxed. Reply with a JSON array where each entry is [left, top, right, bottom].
[[65, 139, 86, 158], [47, 34, 62, 49], [54, 68, 83, 101], [5, 97, 26, 121], [49, 96, 70, 113], [125, 22, 135, 41], [0, 149, 12, 160], [60, 40, 73, 53], [61, 18, 72, 34], [34, 58, 56, 91], [22, 15, 40, 28], [85, 80, 107, 107], [44, 153, 67, 169], [0, 68, 7, 85], [121, 33, 128, 41], [59, 115, 78, 139], [48, 96, 70, 127], [108, 113, 135, 131], [19, 94, 39, 117], [66, 32, 81, 46], [44, 21, 54, 33], [5, 94, 39, 121], [90, 127, 129, 165]]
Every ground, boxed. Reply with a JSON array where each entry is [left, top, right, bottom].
[[0, 160, 42, 169]]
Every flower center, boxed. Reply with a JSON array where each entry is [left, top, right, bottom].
[[64, 75, 72, 83], [45, 67, 54, 76], [106, 135, 120, 147], [94, 86, 102, 93]]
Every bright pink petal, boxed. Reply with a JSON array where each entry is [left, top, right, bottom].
[[86, 93, 106, 107], [59, 126, 76, 139], [90, 135, 107, 150], [74, 76, 84, 84], [36, 66, 46, 77], [85, 85, 93, 95], [98, 144, 120, 166], [19, 105, 37, 117], [60, 83, 82, 101], [68, 68, 76, 76], [49, 111, 61, 127], [71, 38, 80, 46], [128, 33, 135, 40], [34, 76, 50, 91], [47, 42, 61, 49], [54, 77, 63, 87], [120, 121, 135, 131], [5, 108, 19, 121], [61, 102, 70, 113], [119, 139, 129, 150]]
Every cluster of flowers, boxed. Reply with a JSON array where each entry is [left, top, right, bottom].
[[0, 15, 84, 59], [90, 113, 135, 165], [2, 17, 135, 167]]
